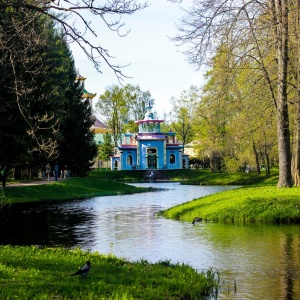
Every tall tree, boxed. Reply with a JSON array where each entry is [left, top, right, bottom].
[[0, 8, 98, 177], [98, 133, 114, 163], [97, 85, 130, 149], [0, 8, 61, 167], [125, 84, 155, 121], [55, 38, 98, 176], [171, 0, 293, 186], [170, 86, 199, 151]]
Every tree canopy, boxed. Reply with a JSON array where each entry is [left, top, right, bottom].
[[172, 0, 300, 187], [0, 6, 97, 177]]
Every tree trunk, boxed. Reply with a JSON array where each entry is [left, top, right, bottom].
[[265, 152, 270, 175], [252, 140, 261, 174], [274, 0, 293, 187], [291, 1, 300, 187], [292, 94, 300, 186]]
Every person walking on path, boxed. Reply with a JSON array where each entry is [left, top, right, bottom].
[[54, 163, 59, 181], [45, 163, 51, 181], [1, 166, 7, 188]]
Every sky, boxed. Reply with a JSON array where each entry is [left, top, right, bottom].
[[69, 0, 204, 117]]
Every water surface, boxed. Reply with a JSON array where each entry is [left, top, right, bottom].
[[1, 182, 300, 299]]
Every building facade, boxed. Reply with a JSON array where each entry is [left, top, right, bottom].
[[111, 101, 189, 170]]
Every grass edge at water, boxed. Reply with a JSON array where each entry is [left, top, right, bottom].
[[0, 245, 219, 300]]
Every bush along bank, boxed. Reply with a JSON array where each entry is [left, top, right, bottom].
[[0, 245, 219, 299]]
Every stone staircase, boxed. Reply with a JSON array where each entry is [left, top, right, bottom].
[[143, 170, 170, 182]]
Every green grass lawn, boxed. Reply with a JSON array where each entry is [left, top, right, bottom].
[[1, 175, 153, 205], [157, 169, 300, 224], [160, 185, 300, 223], [0, 245, 218, 300]]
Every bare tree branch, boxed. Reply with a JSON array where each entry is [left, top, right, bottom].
[[0, 0, 149, 81]]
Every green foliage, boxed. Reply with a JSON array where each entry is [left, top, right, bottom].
[[0, 245, 217, 299], [97, 85, 129, 147], [98, 133, 114, 162], [124, 84, 154, 121], [0, 9, 60, 165], [223, 157, 240, 172], [170, 86, 199, 146], [0, 8, 98, 177], [97, 84, 155, 147]]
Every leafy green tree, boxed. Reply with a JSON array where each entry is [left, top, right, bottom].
[[97, 85, 130, 149], [172, 0, 293, 186], [0, 8, 97, 177], [170, 86, 199, 151], [0, 8, 61, 172], [98, 133, 114, 163], [125, 84, 155, 121]]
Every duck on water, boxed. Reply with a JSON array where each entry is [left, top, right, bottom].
[[192, 217, 203, 225]]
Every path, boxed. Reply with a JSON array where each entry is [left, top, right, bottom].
[[5, 177, 68, 187]]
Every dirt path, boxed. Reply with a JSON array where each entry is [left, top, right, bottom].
[[5, 177, 68, 187]]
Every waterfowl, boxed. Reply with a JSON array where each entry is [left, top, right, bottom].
[[70, 261, 91, 278], [192, 217, 203, 225]]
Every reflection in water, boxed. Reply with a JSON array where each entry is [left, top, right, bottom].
[[1, 182, 300, 299], [281, 233, 300, 300], [0, 202, 97, 247]]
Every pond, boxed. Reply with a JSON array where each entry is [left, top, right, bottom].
[[1, 182, 300, 299]]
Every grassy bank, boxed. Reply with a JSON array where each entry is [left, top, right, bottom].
[[160, 169, 300, 223], [88, 169, 279, 185], [0, 245, 218, 300], [3, 168, 298, 223], [2, 174, 152, 205]]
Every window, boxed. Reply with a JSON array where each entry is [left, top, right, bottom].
[[127, 155, 133, 165], [170, 154, 175, 164]]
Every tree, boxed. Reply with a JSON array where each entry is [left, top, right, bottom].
[[57, 44, 98, 176], [97, 85, 130, 149], [170, 86, 199, 151], [0, 8, 62, 168], [125, 84, 155, 121], [0, 7, 98, 177], [171, 0, 293, 186], [98, 133, 114, 163], [0, 0, 148, 82]]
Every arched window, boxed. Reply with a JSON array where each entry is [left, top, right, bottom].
[[170, 154, 175, 164], [127, 155, 133, 165]]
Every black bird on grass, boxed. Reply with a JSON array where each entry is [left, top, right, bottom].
[[70, 261, 91, 278]]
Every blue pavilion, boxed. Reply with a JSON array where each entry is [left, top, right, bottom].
[[111, 101, 189, 170]]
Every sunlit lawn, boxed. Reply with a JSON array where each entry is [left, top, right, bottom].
[[0, 245, 218, 300]]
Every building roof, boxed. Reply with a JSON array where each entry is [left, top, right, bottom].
[[136, 133, 166, 140], [82, 89, 96, 99], [92, 115, 108, 129], [119, 145, 137, 150]]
